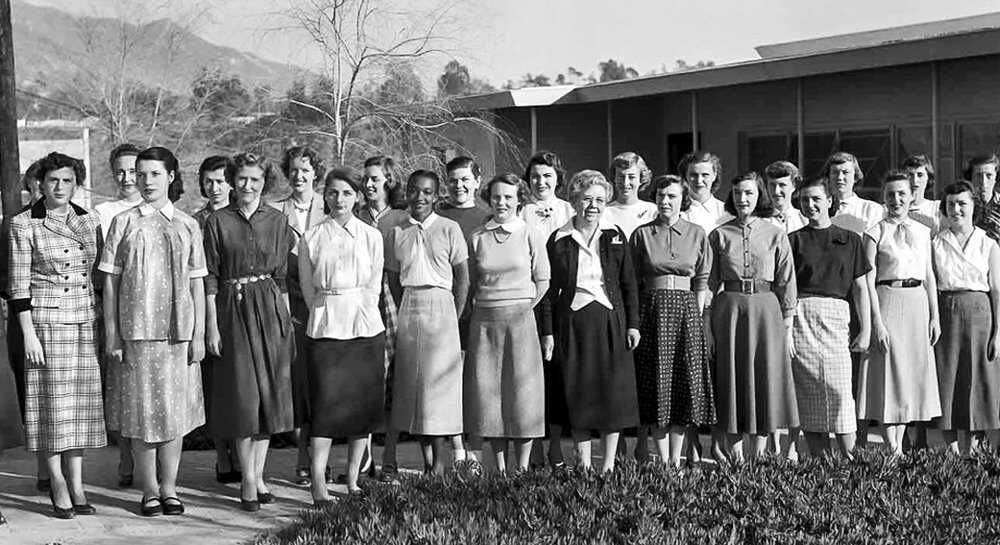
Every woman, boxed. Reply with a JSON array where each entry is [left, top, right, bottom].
[[707, 172, 798, 462], [630, 175, 715, 468], [299, 168, 385, 502], [100, 146, 206, 517], [203, 152, 295, 511], [679, 151, 732, 233], [858, 170, 941, 455], [787, 177, 872, 459], [540, 170, 640, 472], [270, 146, 327, 485], [903, 154, 940, 234], [386, 170, 469, 475], [8, 152, 105, 518], [605, 151, 657, 238], [522, 151, 574, 235], [932, 181, 1000, 456], [465, 174, 550, 472]]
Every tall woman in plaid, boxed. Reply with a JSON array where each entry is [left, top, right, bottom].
[[8, 152, 106, 518]]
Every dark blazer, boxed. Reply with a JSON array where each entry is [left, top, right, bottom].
[[539, 223, 639, 336]]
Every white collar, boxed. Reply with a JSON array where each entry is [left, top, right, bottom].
[[484, 216, 525, 232], [329, 215, 359, 237], [138, 201, 175, 220], [554, 217, 616, 243], [408, 212, 438, 229]]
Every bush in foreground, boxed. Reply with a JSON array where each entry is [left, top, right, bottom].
[[255, 448, 1000, 544]]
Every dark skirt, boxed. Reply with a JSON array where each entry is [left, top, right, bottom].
[[553, 302, 639, 432], [712, 291, 799, 434], [291, 316, 310, 428], [210, 279, 295, 439], [0, 325, 24, 450], [539, 306, 569, 428], [635, 289, 716, 428], [308, 334, 385, 438], [200, 354, 218, 435], [935, 291, 1000, 431]]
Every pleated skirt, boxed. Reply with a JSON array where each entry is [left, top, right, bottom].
[[635, 289, 715, 428], [390, 287, 464, 435], [464, 302, 545, 438], [935, 291, 1000, 430], [791, 297, 856, 433], [711, 291, 799, 434], [308, 334, 385, 438], [553, 302, 639, 432], [857, 286, 941, 424]]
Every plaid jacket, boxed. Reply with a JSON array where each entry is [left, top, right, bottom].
[[7, 200, 102, 324]]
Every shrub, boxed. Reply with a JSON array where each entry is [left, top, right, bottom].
[[254, 447, 1000, 544]]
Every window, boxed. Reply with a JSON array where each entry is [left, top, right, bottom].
[[958, 122, 1000, 179], [838, 129, 892, 201], [744, 133, 797, 174]]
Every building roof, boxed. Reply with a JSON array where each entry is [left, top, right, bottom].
[[457, 14, 1000, 111]]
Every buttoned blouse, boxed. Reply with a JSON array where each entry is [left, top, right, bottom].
[[682, 196, 732, 233], [832, 194, 884, 234], [98, 202, 207, 341], [8, 201, 102, 324], [630, 217, 711, 291], [203, 204, 295, 295], [385, 213, 468, 290], [708, 217, 797, 317], [788, 225, 870, 300], [523, 198, 574, 236], [865, 218, 931, 282], [468, 217, 550, 304], [605, 200, 658, 238], [767, 206, 807, 233], [933, 227, 996, 292], [298, 217, 385, 339], [553, 219, 614, 310]]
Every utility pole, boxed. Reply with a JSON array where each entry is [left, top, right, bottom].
[[0, 0, 19, 224]]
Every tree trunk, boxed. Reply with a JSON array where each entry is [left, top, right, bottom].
[[0, 0, 20, 224]]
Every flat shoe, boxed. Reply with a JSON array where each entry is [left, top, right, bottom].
[[72, 503, 96, 515], [240, 498, 260, 512], [140, 496, 162, 517], [162, 497, 185, 516], [294, 467, 310, 486], [258, 492, 275, 504]]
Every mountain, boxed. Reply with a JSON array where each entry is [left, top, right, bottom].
[[10, 0, 309, 95]]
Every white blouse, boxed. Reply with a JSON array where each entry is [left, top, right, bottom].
[[523, 198, 574, 236], [682, 196, 732, 233], [553, 219, 613, 311], [298, 216, 385, 340], [865, 218, 931, 281], [933, 227, 996, 292]]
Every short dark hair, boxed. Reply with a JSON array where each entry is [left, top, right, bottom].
[[764, 160, 801, 183], [939, 181, 977, 220], [136, 146, 184, 202], [281, 146, 326, 184], [963, 154, 1000, 182], [446, 156, 481, 179], [323, 167, 363, 215], [678, 150, 722, 191], [900, 154, 935, 183], [197, 155, 231, 199], [724, 171, 775, 218], [480, 173, 531, 213], [363, 155, 406, 209], [406, 169, 441, 194], [645, 174, 691, 212], [523, 151, 566, 192], [38, 151, 86, 185], [792, 176, 840, 217], [108, 143, 140, 169], [882, 169, 910, 188], [22, 159, 43, 192], [227, 152, 280, 194]]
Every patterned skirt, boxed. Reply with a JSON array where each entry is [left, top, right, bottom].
[[712, 291, 799, 434], [791, 297, 856, 433], [635, 289, 715, 428], [379, 275, 398, 414], [935, 291, 1000, 430], [390, 287, 463, 435], [464, 302, 545, 438], [117, 340, 205, 443], [858, 286, 941, 424], [25, 321, 106, 452]]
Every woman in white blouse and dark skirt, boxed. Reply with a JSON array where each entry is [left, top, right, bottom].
[[298, 168, 385, 502], [932, 181, 1000, 456]]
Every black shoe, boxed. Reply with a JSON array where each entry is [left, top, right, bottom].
[[293, 467, 310, 486], [325, 467, 334, 484], [72, 503, 96, 515], [140, 496, 162, 517], [378, 464, 399, 484], [162, 497, 185, 516], [48, 490, 75, 520], [240, 498, 260, 512], [0, 508, 6, 525], [36, 478, 51, 493], [118, 474, 134, 488], [258, 491, 275, 504]]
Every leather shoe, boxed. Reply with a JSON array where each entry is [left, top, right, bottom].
[[48, 490, 75, 520], [162, 496, 185, 516], [258, 492, 275, 504], [140, 496, 162, 517], [72, 503, 96, 515], [240, 498, 260, 512]]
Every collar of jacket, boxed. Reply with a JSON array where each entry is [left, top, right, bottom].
[[30, 199, 89, 219]]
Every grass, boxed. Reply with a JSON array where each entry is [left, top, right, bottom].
[[252, 447, 1000, 544]]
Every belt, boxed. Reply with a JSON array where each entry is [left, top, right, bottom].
[[876, 278, 922, 288], [317, 287, 365, 296], [722, 279, 772, 294], [224, 274, 272, 285], [646, 275, 691, 290]]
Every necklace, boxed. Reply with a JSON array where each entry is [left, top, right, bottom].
[[491, 228, 512, 244]]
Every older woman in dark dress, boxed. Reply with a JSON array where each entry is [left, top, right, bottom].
[[203, 152, 295, 511]]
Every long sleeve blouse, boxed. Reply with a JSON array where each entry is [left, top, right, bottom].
[[708, 217, 797, 317], [629, 217, 711, 291]]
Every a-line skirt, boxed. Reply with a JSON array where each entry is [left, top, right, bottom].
[[24, 321, 107, 452], [308, 333, 386, 438], [390, 287, 464, 435], [712, 291, 799, 434], [117, 340, 205, 443], [552, 302, 639, 432], [791, 297, 857, 433], [464, 302, 545, 438], [857, 286, 941, 424], [635, 289, 715, 428], [934, 291, 1000, 430]]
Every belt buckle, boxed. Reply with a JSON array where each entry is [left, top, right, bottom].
[[740, 278, 754, 294], [666, 276, 676, 289]]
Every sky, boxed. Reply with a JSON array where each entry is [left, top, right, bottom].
[[21, 0, 1000, 87]]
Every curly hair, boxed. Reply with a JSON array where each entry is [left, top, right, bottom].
[[524, 151, 566, 195], [678, 150, 722, 191], [227, 152, 280, 194], [645, 174, 692, 212], [37, 151, 86, 185], [480, 173, 531, 214], [938, 181, 978, 221], [791, 176, 840, 217], [281, 146, 326, 186], [610, 151, 652, 201], [723, 171, 775, 218], [566, 169, 613, 205], [821, 152, 864, 184]]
